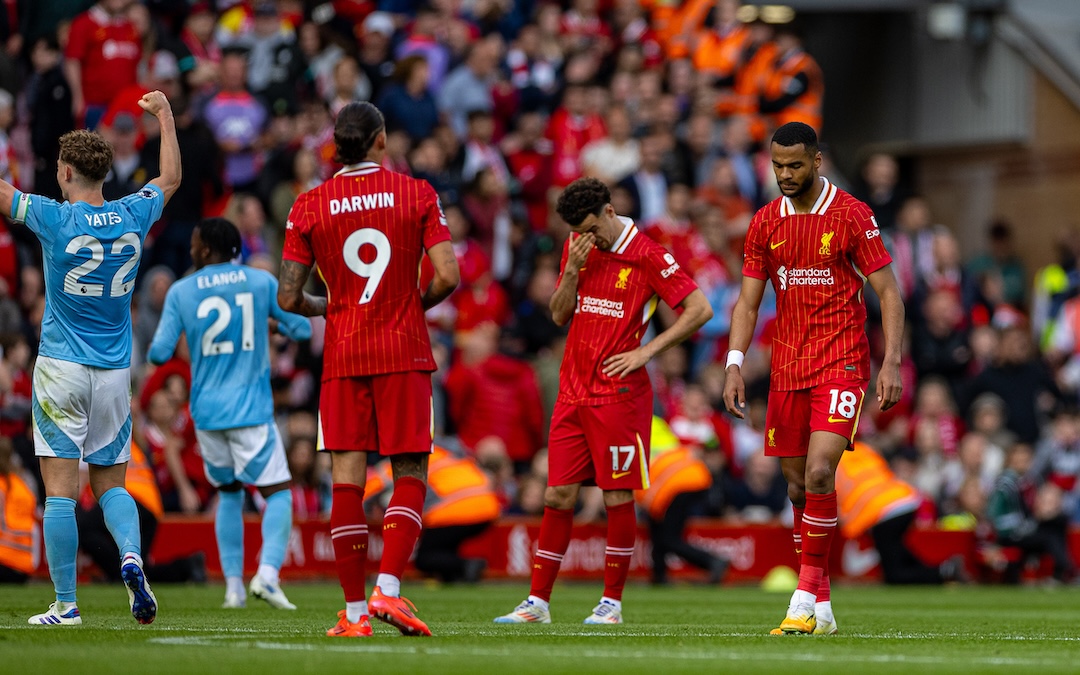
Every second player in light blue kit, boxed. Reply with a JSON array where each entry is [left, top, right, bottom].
[[149, 217, 311, 609]]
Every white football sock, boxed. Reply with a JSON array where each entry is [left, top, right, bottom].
[[376, 574, 400, 598], [790, 589, 816, 612], [226, 576, 245, 597], [527, 595, 550, 612], [257, 564, 279, 587], [599, 597, 622, 612], [815, 600, 833, 621], [346, 600, 368, 623]]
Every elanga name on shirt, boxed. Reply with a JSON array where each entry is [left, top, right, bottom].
[[197, 269, 247, 289], [329, 192, 395, 215]]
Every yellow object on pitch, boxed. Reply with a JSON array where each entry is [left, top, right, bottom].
[[760, 565, 799, 593]]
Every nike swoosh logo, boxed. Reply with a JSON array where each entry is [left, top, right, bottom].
[[827, 416, 849, 423], [807, 532, 828, 538], [612, 471, 633, 479], [770, 240, 787, 250]]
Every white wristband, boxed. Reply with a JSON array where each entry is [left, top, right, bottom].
[[726, 350, 744, 369]]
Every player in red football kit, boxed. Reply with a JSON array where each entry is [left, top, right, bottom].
[[494, 178, 713, 625], [723, 122, 904, 635], [278, 102, 460, 638]]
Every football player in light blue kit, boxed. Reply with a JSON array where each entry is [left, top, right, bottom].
[[2, 91, 182, 626], [149, 217, 311, 610]]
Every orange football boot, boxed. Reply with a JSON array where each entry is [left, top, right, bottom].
[[326, 610, 373, 637], [369, 586, 432, 636]]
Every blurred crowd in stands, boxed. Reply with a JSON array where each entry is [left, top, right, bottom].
[[0, 0, 1075, 583]]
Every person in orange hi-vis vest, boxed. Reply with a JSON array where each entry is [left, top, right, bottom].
[[365, 445, 500, 583], [837, 442, 967, 590], [729, 20, 778, 141], [77, 439, 206, 583], [686, 0, 750, 96], [637, 418, 729, 584], [757, 24, 823, 135], [0, 438, 36, 583]]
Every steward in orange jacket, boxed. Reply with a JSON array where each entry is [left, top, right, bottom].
[[366, 445, 499, 582], [637, 418, 728, 584], [757, 27, 823, 135], [837, 443, 962, 584], [0, 438, 36, 583]]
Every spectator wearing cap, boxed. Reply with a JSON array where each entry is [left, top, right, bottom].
[[203, 49, 268, 192], [101, 49, 183, 147], [102, 111, 143, 201], [64, 0, 143, 130], [377, 55, 440, 142], [438, 35, 504, 139], [357, 12, 398, 102]]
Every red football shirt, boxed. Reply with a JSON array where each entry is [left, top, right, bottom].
[[742, 177, 892, 391], [283, 162, 451, 379], [65, 6, 141, 107], [558, 218, 698, 406]]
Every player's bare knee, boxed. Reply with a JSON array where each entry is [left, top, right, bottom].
[[804, 465, 835, 493], [602, 489, 634, 508], [544, 484, 577, 510]]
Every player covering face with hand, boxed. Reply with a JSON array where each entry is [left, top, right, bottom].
[[723, 122, 904, 635], [494, 177, 712, 625]]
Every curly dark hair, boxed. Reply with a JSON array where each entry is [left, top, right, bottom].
[[334, 101, 385, 165], [555, 177, 610, 227], [196, 217, 242, 261], [59, 130, 114, 183]]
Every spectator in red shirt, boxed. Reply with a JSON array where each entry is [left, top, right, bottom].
[[502, 111, 553, 231], [64, 0, 142, 130], [445, 322, 545, 465], [0, 333, 31, 440], [546, 82, 606, 187]]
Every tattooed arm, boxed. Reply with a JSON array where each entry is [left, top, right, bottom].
[[422, 240, 460, 310], [277, 260, 327, 317]]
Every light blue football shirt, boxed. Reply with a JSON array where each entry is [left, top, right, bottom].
[[148, 262, 312, 431], [11, 185, 164, 369]]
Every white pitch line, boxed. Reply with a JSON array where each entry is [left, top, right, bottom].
[[145, 635, 1078, 666]]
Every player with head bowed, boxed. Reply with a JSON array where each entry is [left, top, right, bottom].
[[1, 90, 181, 626], [723, 122, 904, 635], [278, 101, 459, 637], [494, 177, 713, 625], [148, 217, 312, 610]]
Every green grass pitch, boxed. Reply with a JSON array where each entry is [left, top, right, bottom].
[[2, 582, 1078, 674]]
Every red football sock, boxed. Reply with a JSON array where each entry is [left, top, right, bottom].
[[602, 501, 636, 602], [331, 483, 368, 603], [792, 504, 804, 564], [797, 491, 837, 595], [378, 476, 426, 580], [817, 574, 831, 602], [529, 507, 574, 602]]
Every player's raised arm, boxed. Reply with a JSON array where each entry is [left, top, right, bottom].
[[723, 274, 767, 419], [550, 233, 593, 326], [602, 288, 713, 379], [278, 260, 327, 317], [138, 90, 182, 204], [422, 240, 459, 310], [867, 263, 905, 411]]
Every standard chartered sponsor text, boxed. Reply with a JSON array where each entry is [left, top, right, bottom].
[[580, 295, 625, 318], [787, 268, 835, 286]]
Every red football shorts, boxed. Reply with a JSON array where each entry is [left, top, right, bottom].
[[318, 372, 433, 455], [763, 379, 868, 457], [548, 394, 652, 490]]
